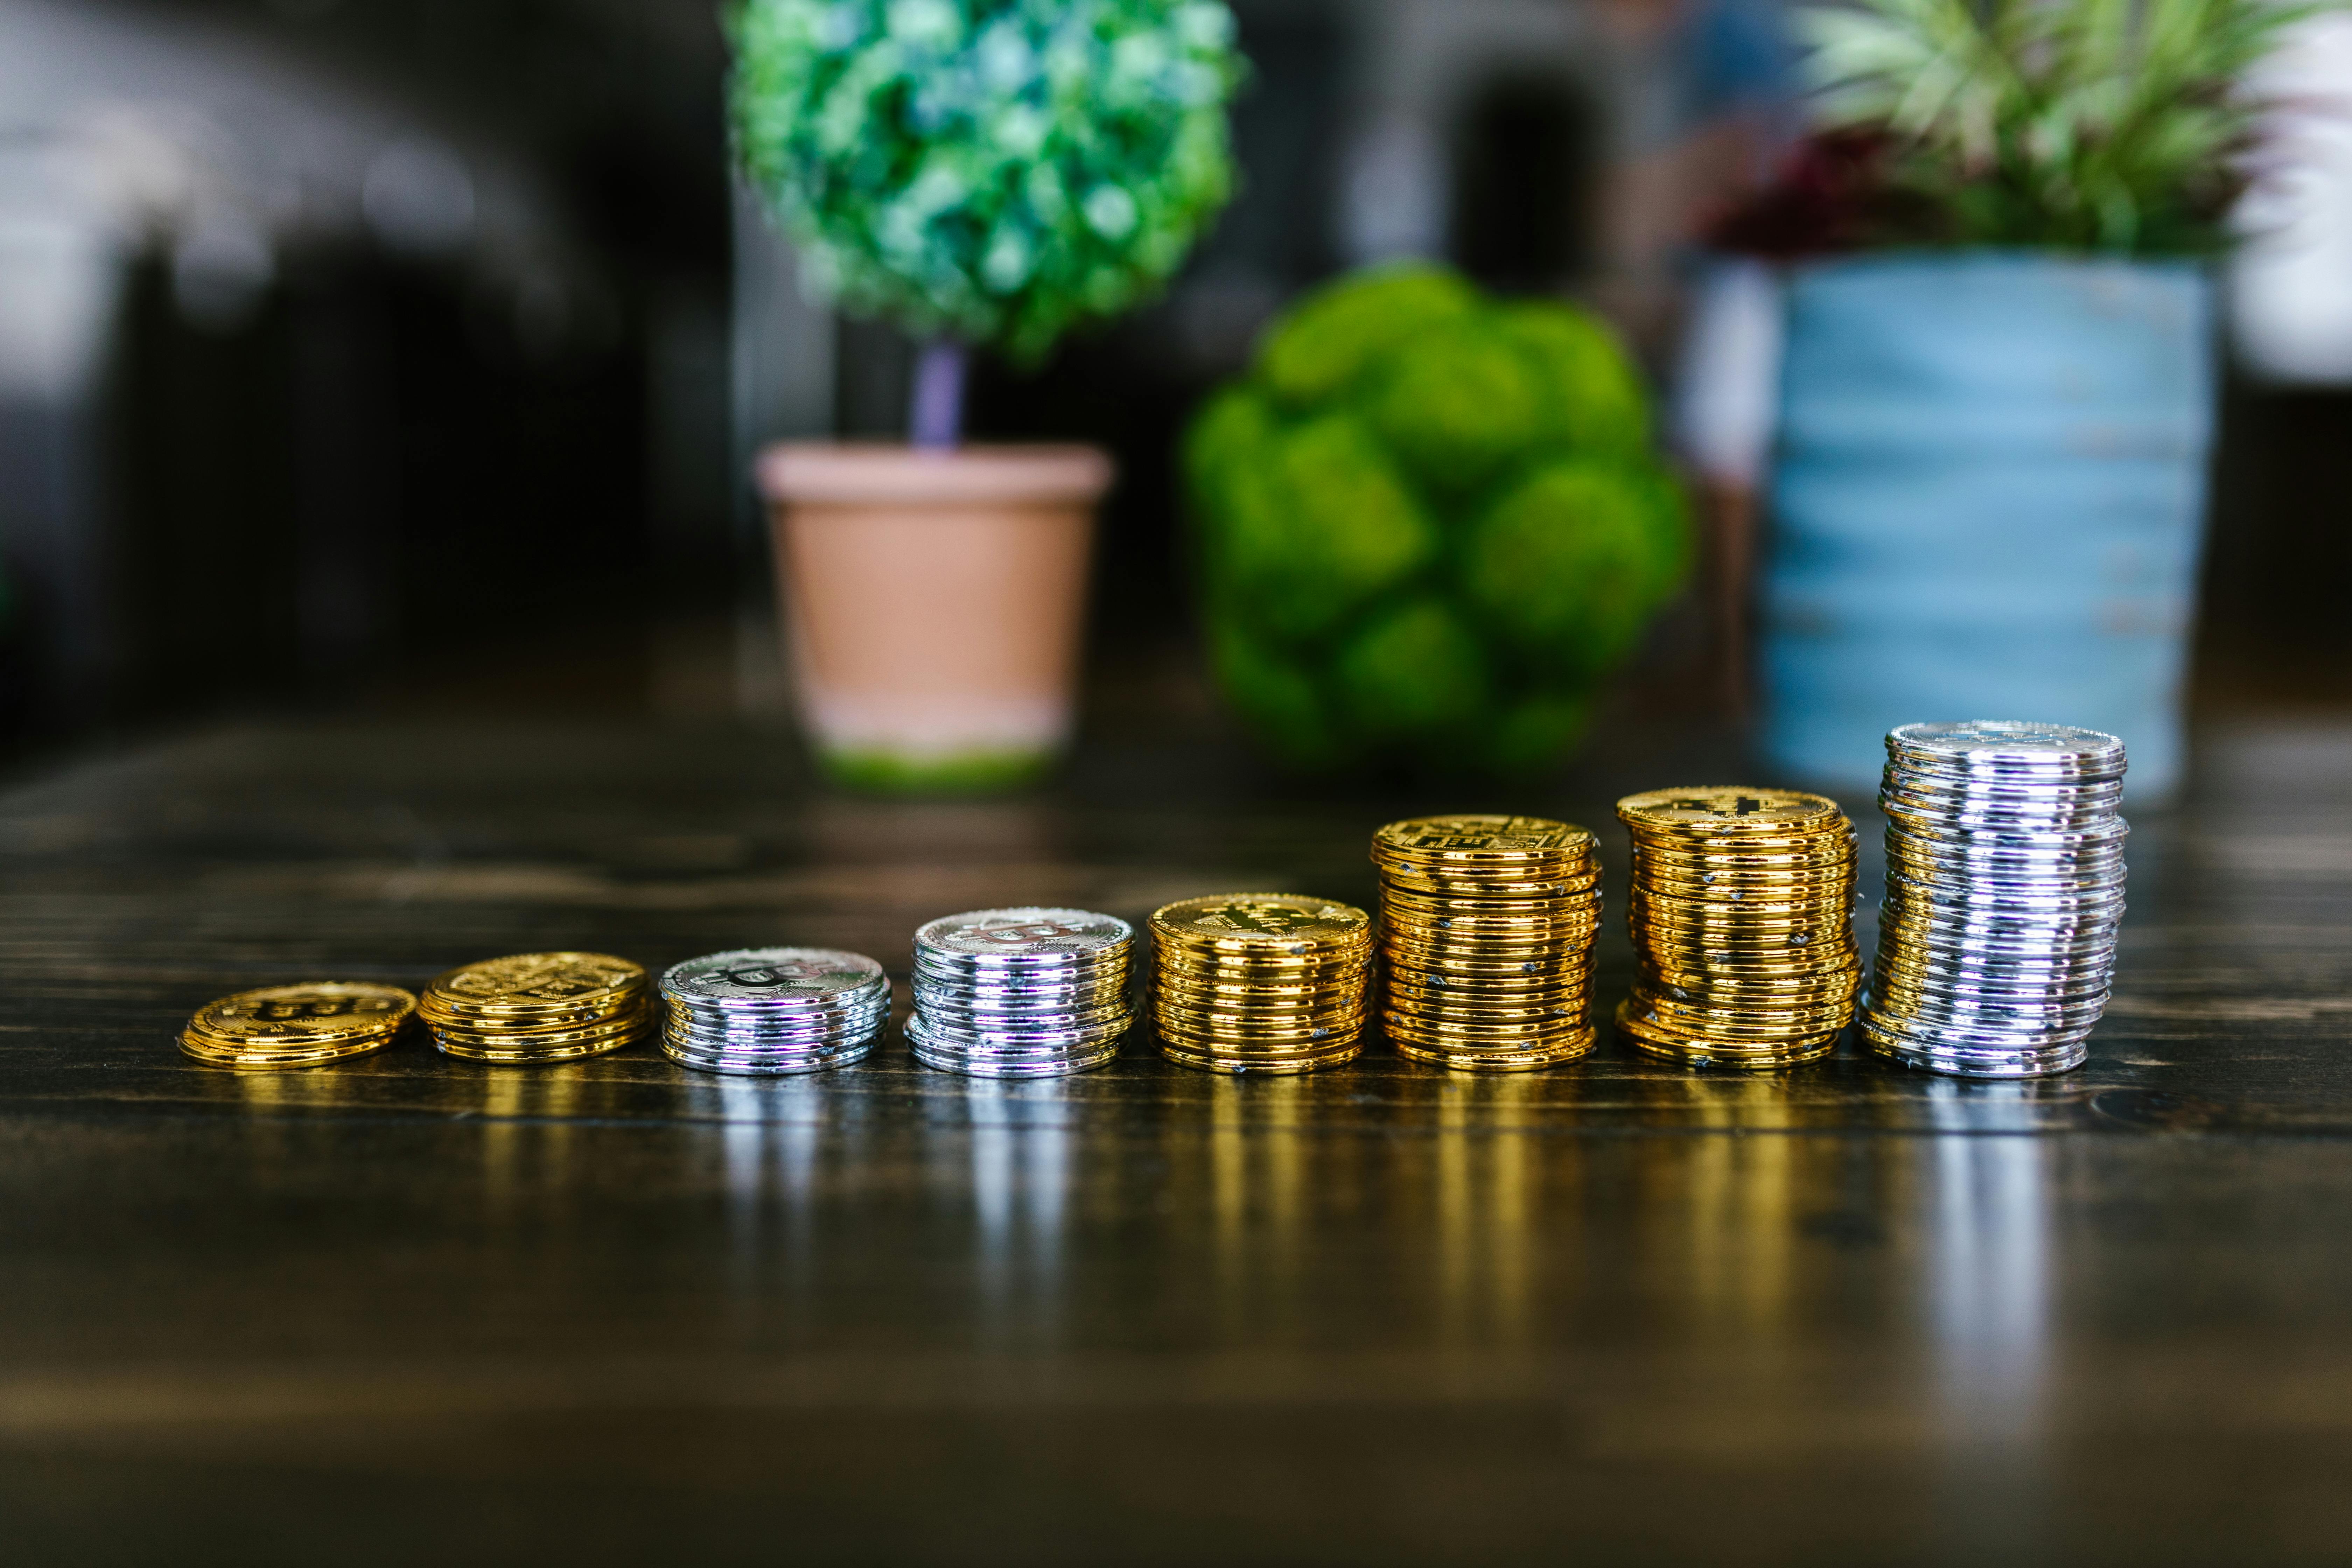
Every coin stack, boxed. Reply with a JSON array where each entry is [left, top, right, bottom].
[[906, 908, 1136, 1077], [1372, 815, 1601, 1070], [1863, 721, 2128, 1078], [179, 981, 416, 1070], [1614, 787, 1863, 1068], [1150, 894, 1373, 1074], [419, 951, 650, 1063], [660, 947, 888, 1074]]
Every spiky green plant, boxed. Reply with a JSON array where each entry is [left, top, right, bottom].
[[1799, 0, 2330, 252]]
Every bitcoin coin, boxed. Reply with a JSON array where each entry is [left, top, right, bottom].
[[1616, 786, 1860, 1067], [1371, 813, 1601, 1072], [659, 947, 888, 1076], [420, 952, 648, 1064], [1150, 893, 1372, 1074], [1864, 722, 2128, 1079], [179, 981, 416, 1069]]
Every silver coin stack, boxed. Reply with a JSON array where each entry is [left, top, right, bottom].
[[660, 947, 890, 1074], [908, 908, 1136, 1077], [1862, 721, 2127, 1077]]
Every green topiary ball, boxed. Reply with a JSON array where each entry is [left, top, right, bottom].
[[1185, 261, 1690, 776], [730, 0, 1246, 362]]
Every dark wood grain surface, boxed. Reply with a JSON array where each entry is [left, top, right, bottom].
[[3, 718, 2348, 1564]]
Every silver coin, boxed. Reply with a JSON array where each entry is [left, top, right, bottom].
[[668, 1011, 884, 1048], [1859, 1019, 2088, 1078], [908, 1005, 1132, 1044], [661, 947, 887, 1009], [913, 908, 1134, 967], [904, 1014, 1124, 1068], [1887, 719, 2126, 770], [911, 973, 1126, 1005], [663, 1031, 878, 1076], [668, 1001, 884, 1034]]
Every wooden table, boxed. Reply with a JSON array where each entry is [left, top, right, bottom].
[[4, 718, 2347, 1563]]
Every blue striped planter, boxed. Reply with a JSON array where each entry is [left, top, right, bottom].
[[1762, 252, 2215, 801]]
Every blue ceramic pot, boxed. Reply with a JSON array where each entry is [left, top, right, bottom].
[[1762, 252, 2215, 800]]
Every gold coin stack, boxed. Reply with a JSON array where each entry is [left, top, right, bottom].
[[1614, 787, 1862, 1068], [1150, 894, 1373, 1074], [1372, 814, 1601, 1071], [180, 982, 416, 1070], [419, 951, 650, 1063]]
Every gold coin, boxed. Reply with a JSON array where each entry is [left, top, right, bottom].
[[1155, 989, 1366, 1021], [1628, 827, 1844, 851], [180, 1018, 405, 1070], [1149, 1006, 1367, 1043], [1386, 967, 1594, 998], [425, 952, 646, 1018], [1385, 979, 1593, 1011], [1155, 969, 1364, 1001], [1383, 919, 1598, 947], [1638, 968, 1861, 1003], [1390, 1027, 1596, 1072], [1155, 940, 1370, 967], [1377, 868, 1601, 900], [1159, 1038, 1361, 1074], [1387, 994, 1593, 1020], [1380, 885, 1602, 917], [1631, 925, 1843, 955], [1156, 952, 1374, 980], [1613, 999, 1840, 1064], [1372, 814, 1595, 865], [1150, 894, 1371, 956], [1383, 940, 1590, 973], [428, 1006, 649, 1050], [430, 1011, 648, 1063], [1152, 1022, 1364, 1054], [1629, 833, 1854, 860], [1383, 1006, 1590, 1044], [1636, 991, 1857, 1031], [186, 982, 417, 1052], [1384, 902, 1602, 930], [1617, 785, 1847, 834], [1617, 995, 1851, 1043]]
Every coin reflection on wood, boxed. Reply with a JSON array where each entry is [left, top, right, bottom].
[[179, 981, 416, 1069], [1150, 894, 1372, 1073], [1863, 721, 2127, 1077], [1615, 787, 1862, 1067], [662, 947, 889, 1074], [419, 952, 650, 1063], [1372, 815, 1601, 1070], [907, 908, 1135, 1077]]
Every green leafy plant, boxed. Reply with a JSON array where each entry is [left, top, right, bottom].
[[1799, 0, 2329, 252], [1186, 264, 1690, 776], [730, 0, 1245, 441]]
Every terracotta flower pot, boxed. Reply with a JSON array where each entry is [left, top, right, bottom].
[[755, 442, 1114, 791]]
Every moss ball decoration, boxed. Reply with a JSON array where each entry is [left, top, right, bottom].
[[730, 0, 1246, 363], [1185, 262, 1690, 775]]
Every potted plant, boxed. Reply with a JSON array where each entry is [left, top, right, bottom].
[[1183, 263, 1690, 776], [730, 0, 1245, 790], [1729, 0, 2317, 800]]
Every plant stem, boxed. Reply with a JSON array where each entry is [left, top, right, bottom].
[[909, 340, 968, 451]]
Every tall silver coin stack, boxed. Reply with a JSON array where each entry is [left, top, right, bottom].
[[908, 908, 1135, 1077], [660, 947, 890, 1074], [1862, 721, 2127, 1077]]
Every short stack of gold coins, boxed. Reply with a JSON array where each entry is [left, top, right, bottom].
[[180, 982, 417, 1070], [1614, 787, 1862, 1068], [419, 951, 650, 1063], [1150, 894, 1373, 1074], [1372, 814, 1602, 1070]]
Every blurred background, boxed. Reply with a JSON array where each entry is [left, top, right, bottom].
[[1, 0, 2346, 769]]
